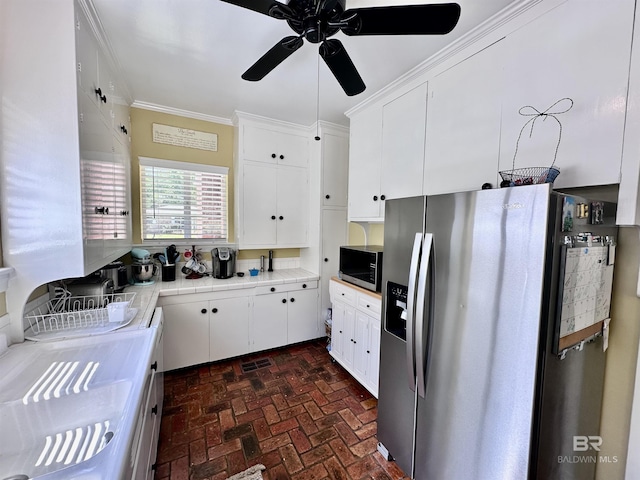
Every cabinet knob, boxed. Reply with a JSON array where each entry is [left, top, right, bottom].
[[341, 293, 345, 296], [271, 153, 276, 158], [279, 154, 284, 160], [324, 258, 328, 262], [270, 287, 276, 292], [94, 206, 105, 215], [150, 361, 158, 371], [380, 195, 386, 201], [325, 194, 330, 199], [271, 215, 276, 220], [104, 207, 109, 215], [279, 216, 284, 220], [212, 308, 218, 313], [151, 404, 158, 415], [201, 308, 207, 314], [339, 330, 342, 333], [366, 304, 370, 308], [302, 283, 307, 288], [120, 125, 128, 134], [367, 350, 370, 354], [290, 298, 295, 303], [353, 340, 357, 344], [373, 195, 378, 201], [282, 298, 287, 304]]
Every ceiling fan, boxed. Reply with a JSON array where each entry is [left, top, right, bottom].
[[220, 0, 461, 96]]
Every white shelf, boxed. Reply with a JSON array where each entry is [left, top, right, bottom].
[[0, 268, 14, 293]]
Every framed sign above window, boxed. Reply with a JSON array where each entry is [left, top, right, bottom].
[[139, 157, 228, 241]]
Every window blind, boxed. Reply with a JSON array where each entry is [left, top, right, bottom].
[[139, 158, 228, 240]]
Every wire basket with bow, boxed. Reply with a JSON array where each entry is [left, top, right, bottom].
[[500, 97, 573, 187]]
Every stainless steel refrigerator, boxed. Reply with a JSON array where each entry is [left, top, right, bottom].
[[377, 184, 617, 480]]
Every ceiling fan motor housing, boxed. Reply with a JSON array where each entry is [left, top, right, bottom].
[[285, 0, 345, 43]]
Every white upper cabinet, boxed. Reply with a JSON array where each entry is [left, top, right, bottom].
[[322, 133, 349, 207], [348, 105, 384, 221], [498, 0, 634, 189], [242, 123, 309, 168], [381, 83, 428, 200], [235, 115, 310, 249], [424, 40, 506, 194]]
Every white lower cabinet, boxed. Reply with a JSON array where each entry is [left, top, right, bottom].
[[163, 301, 210, 371], [133, 308, 164, 480], [163, 295, 249, 370], [162, 282, 318, 370], [251, 282, 319, 353], [330, 279, 382, 397], [210, 297, 250, 362]]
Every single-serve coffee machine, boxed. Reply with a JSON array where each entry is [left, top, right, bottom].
[[212, 247, 236, 279]]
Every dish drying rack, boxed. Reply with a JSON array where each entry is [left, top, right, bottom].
[[25, 292, 137, 337]]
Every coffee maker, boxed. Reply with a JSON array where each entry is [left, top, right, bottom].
[[211, 247, 236, 279]]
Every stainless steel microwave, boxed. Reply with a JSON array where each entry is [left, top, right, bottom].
[[339, 245, 384, 292]]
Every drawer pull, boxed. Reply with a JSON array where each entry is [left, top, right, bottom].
[[302, 283, 307, 288], [150, 361, 158, 371], [271, 287, 276, 292]]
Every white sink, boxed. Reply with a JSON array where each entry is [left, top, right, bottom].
[[0, 329, 155, 480]]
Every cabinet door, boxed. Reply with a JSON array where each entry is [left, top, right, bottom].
[[348, 107, 383, 221], [341, 304, 356, 369], [331, 301, 345, 359], [277, 131, 309, 168], [322, 133, 349, 207], [242, 163, 277, 246], [424, 40, 505, 194], [276, 166, 308, 246], [365, 315, 381, 397], [381, 83, 428, 200], [252, 294, 288, 352], [75, 9, 99, 103], [352, 311, 369, 379], [242, 124, 278, 164], [79, 92, 110, 273], [321, 209, 347, 316], [287, 288, 319, 344], [210, 297, 249, 361], [498, 1, 633, 188], [104, 135, 131, 259], [163, 302, 210, 371]]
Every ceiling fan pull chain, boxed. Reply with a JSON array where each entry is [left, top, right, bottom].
[[315, 51, 321, 141]]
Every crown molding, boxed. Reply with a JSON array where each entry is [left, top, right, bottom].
[[132, 102, 234, 126], [345, 0, 556, 118]]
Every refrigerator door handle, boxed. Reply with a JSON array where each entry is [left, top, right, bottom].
[[415, 233, 433, 399], [406, 233, 423, 392]]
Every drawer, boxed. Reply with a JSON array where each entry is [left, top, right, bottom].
[[331, 280, 356, 305], [256, 281, 317, 296], [357, 293, 381, 316]]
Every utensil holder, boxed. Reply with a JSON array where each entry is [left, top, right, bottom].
[[162, 264, 176, 282]]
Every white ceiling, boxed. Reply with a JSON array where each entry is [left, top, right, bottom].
[[92, 0, 516, 126]]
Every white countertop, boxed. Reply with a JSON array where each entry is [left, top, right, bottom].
[[124, 268, 319, 330]]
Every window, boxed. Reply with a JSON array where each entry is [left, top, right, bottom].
[[139, 157, 228, 240]]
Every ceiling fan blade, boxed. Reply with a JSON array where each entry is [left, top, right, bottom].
[[319, 39, 365, 96], [341, 3, 461, 36], [219, 0, 294, 19], [242, 36, 304, 81]]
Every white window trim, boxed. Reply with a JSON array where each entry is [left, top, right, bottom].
[[139, 156, 229, 242]]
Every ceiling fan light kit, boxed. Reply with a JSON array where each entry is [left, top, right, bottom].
[[221, 0, 461, 96]]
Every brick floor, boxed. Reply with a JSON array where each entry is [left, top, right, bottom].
[[154, 339, 410, 480]]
